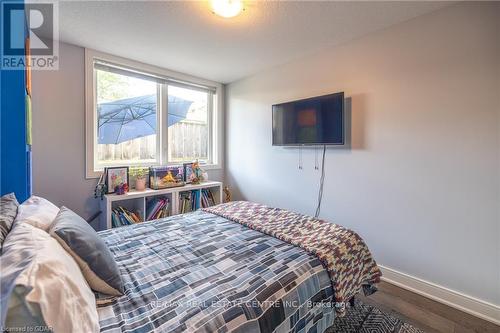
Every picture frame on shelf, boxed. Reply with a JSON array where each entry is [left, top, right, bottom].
[[105, 166, 129, 194], [183, 162, 194, 183]]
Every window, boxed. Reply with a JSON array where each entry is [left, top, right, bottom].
[[167, 85, 211, 164], [85, 50, 222, 178], [95, 68, 159, 168]]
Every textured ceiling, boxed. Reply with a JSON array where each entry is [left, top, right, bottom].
[[58, 1, 451, 83]]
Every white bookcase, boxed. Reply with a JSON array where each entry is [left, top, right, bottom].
[[99, 181, 223, 230]]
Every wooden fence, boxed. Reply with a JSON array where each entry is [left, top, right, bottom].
[[168, 121, 208, 162], [97, 121, 208, 164]]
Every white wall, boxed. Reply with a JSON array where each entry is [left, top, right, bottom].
[[31, 42, 224, 229], [225, 2, 500, 307]]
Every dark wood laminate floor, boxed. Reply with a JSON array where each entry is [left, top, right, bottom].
[[358, 281, 499, 333]]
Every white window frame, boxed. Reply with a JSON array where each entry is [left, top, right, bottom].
[[165, 83, 214, 165], [85, 49, 224, 179]]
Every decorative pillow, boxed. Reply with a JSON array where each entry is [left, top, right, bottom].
[[1, 222, 99, 332], [49, 207, 124, 296], [0, 193, 19, 251], [15, 196, 59, 232]]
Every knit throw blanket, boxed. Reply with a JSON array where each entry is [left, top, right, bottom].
[[203, 201, 382, 315]]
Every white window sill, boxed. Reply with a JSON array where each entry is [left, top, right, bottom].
[[86, 163, 222, 179], [200, 163, 222, 171]]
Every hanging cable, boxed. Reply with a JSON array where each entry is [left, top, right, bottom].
[[314, 146, 319, 170], [298, 146, 303, 170], [314, 145, 326, 218]]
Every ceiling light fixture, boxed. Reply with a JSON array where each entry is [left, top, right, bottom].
[[210, 0, 243, 18]]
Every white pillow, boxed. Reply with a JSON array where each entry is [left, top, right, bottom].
[[15, 196, 59, 232], [1, 223, 100, 332]]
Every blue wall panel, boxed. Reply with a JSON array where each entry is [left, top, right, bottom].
[[0, 0, 31, 202]]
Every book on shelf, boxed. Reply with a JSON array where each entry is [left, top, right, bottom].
[[179, 191, 191, 214], [178, 189, 216, 214], [192, 190, 199, 211], [179, 190, 200, 214], [145, 197, 170, 221], [201, 188, 216, 208], [111, 206, 142, 228]]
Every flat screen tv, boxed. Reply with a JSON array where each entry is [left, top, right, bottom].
[[272, 92, 344, 146]]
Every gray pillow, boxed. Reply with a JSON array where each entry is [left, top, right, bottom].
[[49, 207, 124, 296], [1, 222, 99, 331], [0, 193, 19, 251]]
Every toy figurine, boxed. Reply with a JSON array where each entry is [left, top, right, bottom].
[[94, 183, 107, 200], [115, 185, 123, 195], [162, 170, 176, 183], [223, 186, 231, 203], [94, 171, 107, 200], [190, 161, 204, 184], [114, 183, 129, 195]]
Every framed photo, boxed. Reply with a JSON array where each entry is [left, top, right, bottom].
[[183, 162, 194, 183], [105, 167, 129, 194]]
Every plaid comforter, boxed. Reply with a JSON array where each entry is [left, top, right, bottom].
[[203, 201, 382, 315], [97, 210, 336, 333]]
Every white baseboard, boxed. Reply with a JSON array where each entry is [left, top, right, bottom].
[[378, 265, 500, 326]]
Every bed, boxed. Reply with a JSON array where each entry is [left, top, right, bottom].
[[1, 198, 380, 332], [95, 201, 381, 333]]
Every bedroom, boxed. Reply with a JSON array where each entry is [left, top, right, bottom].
[[0, 1, 499, 332]]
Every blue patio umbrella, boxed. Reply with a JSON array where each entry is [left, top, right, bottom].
[[98, 94, 193, 144]]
